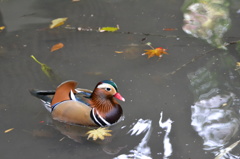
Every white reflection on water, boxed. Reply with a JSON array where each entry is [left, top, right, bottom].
[[188, 61, 240, 159], [191, 91, 239, 149], [114, 112, 173, 159], [114, 119, 152, 159], [182, 0, 230, 49], [159, 112, 173, 159]]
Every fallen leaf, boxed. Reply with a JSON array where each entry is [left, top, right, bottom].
[[50, 43, 64, 52], [0, 26, 5, 31], [30, 55, 56, 81], [236, 62, 240, 67], [115, 51, 124, 54], [142, 47, 168, 59], [86, 127, 112, 140], [99, 25, 119, 32], [235, 62, 240, 70], [4, 128, 14, 133], [50, 17, 68, 29]]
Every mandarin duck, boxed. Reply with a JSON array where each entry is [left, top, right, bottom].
[[30, 80, 125, 128]]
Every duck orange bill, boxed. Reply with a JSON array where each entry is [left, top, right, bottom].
[[114, 93, 125, 102]]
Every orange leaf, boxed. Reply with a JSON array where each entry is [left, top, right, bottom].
[[50, 43, 64, 52], [142, 47, 168, 59]]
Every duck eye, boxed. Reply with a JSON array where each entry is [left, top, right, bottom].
[[105, 87, 111, 91]]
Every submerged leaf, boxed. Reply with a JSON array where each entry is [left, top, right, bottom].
[[99, 26, 119, 32], [30, 55, 56, 81], [50, 17, 68, 29], [86, 127, 112, 140], [50, 43, 64, 52], [142, 47, 168, 59]]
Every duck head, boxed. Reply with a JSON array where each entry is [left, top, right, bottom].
[[91, 80, 125, 102], [90, 80, 125, 115]]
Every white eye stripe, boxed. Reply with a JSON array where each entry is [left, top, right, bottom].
[[97, 83, 113, 89]]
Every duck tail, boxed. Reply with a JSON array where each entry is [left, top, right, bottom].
[[29, 89, 55, 102], [29, 89, 56, 112]]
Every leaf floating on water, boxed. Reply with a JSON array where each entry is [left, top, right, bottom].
[[163, 28, 177, 31], [235, 62, 240, 71], [0, 26, 5, 31], [50, 43, 64, 52], [99, 25, 119, 32], [142, 47, 168, 59], [86, 127, 112, 140], [4, 128, 14, 133], [30, 55, 55, 80], [115, 51, 124, 54], [49, 17, 68, 29]]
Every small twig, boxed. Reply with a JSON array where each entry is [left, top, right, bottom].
[[164, 40, 240, 77]]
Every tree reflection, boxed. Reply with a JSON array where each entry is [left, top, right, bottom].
[[188, 52, 240, 158], [182, 0, 231, 49]]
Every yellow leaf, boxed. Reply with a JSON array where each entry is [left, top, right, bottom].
[[142, 47, 168, 59], [50, 43, 64, 52], [50, 17, 68, 29], [30, 55, 57, 81], [86, 127, 112, 140], [235, 62, 240, 71], [0, 26, 5, 30], [4, 128, 14, 133], [99, 26, 119, 32], [115, 51, 124, 54]]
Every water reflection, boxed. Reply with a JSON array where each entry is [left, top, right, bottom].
[[187, 52, 240, 158], [182, 0, 231, 49], [159, 112, 173, 159], [114, 119, 152, 159], [115, 113, 173, 159]]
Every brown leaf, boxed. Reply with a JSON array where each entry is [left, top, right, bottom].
[[50, 43, 64, 52]]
